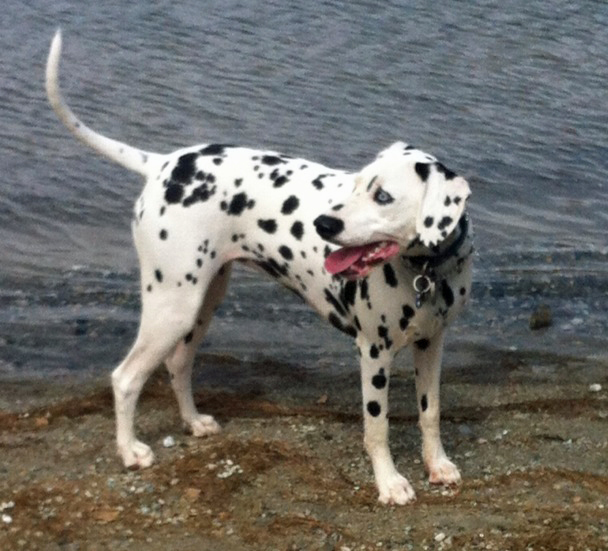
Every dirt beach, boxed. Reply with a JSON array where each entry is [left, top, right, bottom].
[[1, 348, 607, 550]]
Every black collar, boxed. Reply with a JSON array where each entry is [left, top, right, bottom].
[[405, 214, 470, 271]]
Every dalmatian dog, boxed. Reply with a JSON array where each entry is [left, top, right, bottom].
[[46, 31, 473, 505]]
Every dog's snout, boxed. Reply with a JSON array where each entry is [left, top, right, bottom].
[[314, 215, 344, 240]]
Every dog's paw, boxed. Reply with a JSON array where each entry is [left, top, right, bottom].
[[377, 473, 416, 505], [120, 440, 155, 470], [427, 457, 461, 486], [188, 414, 221, 438]]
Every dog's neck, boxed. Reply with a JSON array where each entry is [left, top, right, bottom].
[[402, 215, 472, 275]]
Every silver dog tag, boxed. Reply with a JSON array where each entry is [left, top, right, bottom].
[[413, 274, 434, 308]]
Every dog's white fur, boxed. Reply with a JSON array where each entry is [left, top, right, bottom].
[[46, 31, 473, 505]]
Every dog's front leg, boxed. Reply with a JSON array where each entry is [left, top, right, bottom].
[[358, 339, 415, 505], [412, 330, 461, 485]]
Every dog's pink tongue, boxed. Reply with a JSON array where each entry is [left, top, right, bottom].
[[324, 246, 365, 275]]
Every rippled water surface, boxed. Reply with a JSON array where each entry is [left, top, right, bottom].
[[1, 0, 606, 379]]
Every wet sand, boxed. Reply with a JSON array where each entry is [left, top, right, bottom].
[[1, 349, 607, 550]]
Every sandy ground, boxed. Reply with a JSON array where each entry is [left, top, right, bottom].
[[1, 350, 607, 551]]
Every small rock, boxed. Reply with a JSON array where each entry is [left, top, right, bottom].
[[435, 532, 446, 542], [457, 424, 477, 440], [183, 487, 201, 502], [93, 509, 120, 523], [0, 501, 15, 512], [1, 514, 12, 524], [529, 304, 552, 330], [162, 436, 176, 448], [589, 383, 602, 393], [34, 416, 49, 428]]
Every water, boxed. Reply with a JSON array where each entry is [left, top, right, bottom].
[[1, 0, 607, 382]]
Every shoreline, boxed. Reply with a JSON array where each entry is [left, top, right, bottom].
[[1, 352, 607, 550]]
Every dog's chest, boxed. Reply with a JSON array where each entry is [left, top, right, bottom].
[[344, 259, 471, 350]]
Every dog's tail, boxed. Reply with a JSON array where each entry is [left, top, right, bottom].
[[45, 30, 162, 177]]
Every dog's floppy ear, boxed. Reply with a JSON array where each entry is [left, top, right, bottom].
[[415, 162, 470, 248]]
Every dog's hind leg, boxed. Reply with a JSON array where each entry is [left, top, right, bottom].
[[111, 281, 208, 469], [164, 263, 232, 437], [412, 330, 461, 485]]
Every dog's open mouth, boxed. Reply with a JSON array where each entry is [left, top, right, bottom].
[[324, 241, 401, 278]]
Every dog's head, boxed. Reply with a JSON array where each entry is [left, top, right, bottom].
[[314, 142, 470, 278]]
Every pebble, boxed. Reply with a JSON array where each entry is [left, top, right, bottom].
[[435, 532, 446, 542], [0, 501, 15, 512], [457, 424, 477, 440], [2, 514, 12, 524], [162, 436, 176, 448], [589, 383, 602, 393], [216, 459, 243, 479]]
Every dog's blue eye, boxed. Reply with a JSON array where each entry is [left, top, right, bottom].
[[374, 188, 394, 205]]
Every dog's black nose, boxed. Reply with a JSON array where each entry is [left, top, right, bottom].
[[314, 215, 344, 240]]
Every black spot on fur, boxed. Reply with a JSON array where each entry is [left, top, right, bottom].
[[421, 395, 428, 411], [415, 162, 430, 182], [360, 279, 369, 301], [372, 368, 387, 389], [328, 313, 357, 338], [290, 221, 304, 240], [281, 196, 299, 215], [378, 325, 392, 350], [341, 280, 357, 308], [435, 162, 456, 180], [258, 219, 277, 233], [324, 289, 346, 317], [200, 144, 231, 156], [312, 175, 326, 190], [424, 216, 434, 228], [154, 269, 163, 283], [184, 331, 194, 344], [441, 280, 455, 307], [383, 264, 398, 287], [261, 155, 286, 166], [279, 245, 293, 260], [256, 258, 288, 278], [159, 229, 168, 240], [367, 401, 381, 417], [415, 338, 430, 350], [366, 176, 378, 192], [171, 152, 198, 183], [197, 171, 215, 182], [438, 216, 453, 231], [369, 344, 379, 359], [224, 192, 254, 216], [183, 182, 216, 207], [399, 304, 415, 330], [273, 175, 290, 188], [165, 183, 184, 204]]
